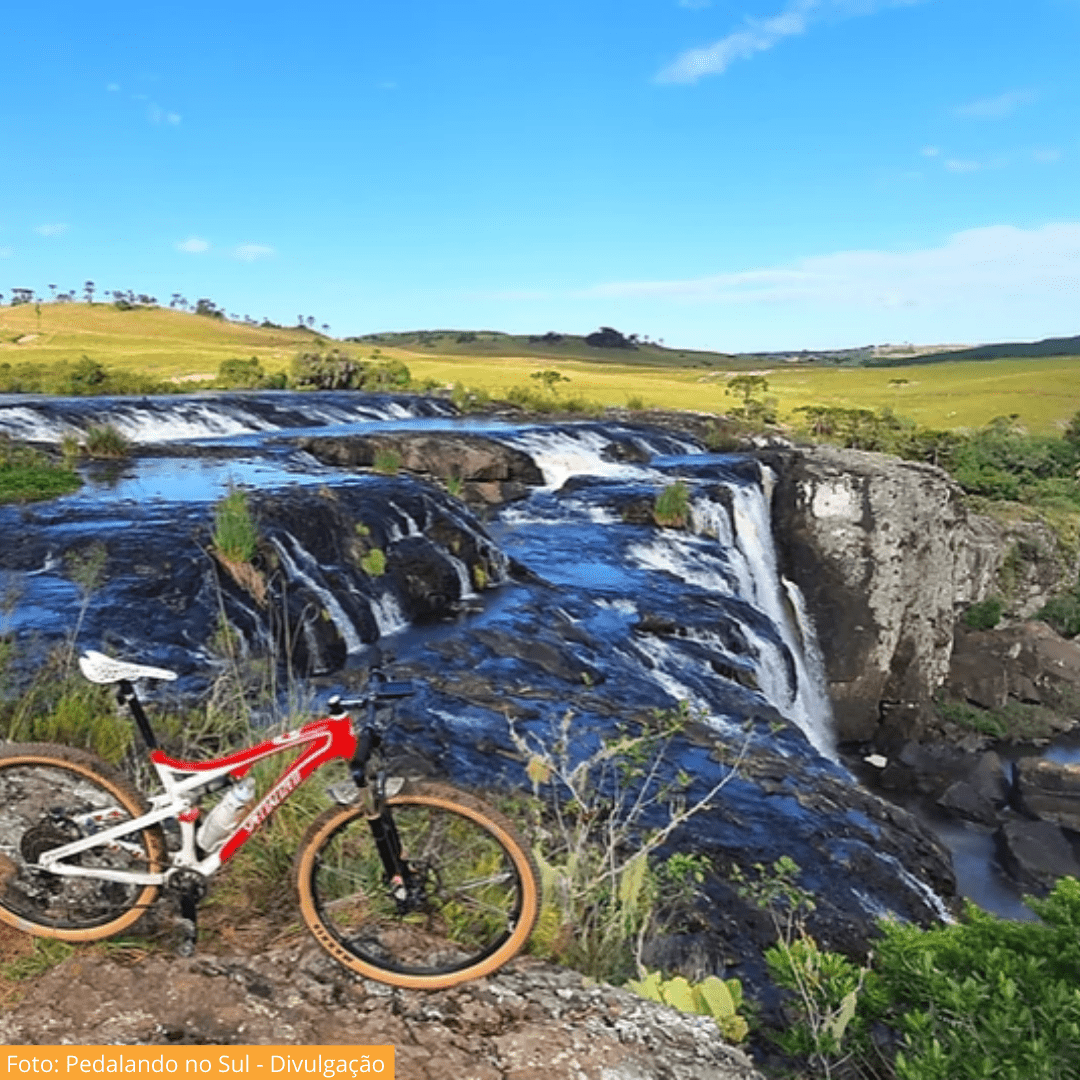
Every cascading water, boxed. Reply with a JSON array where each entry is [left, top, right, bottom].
[[0, 390, 959, 955]]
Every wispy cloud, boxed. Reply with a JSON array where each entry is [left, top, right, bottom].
[[656, 0, 925, 83], [678, 0, 713, 9], [147, 103, 181, 125], [1033, 147, 1062, 164], [944, 158, 982, 173], [234, 243, 275, 262], [920, 145, 939, 157], [34, 223, 68, 238], [571, 222, 1080, 311], [0, 247, 13, 259], [952, 89, 1037, 120], [176, 237, 210, 253]]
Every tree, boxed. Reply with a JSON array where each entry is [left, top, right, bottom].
[[83, 280, 95, 303], [585, 326, 638, 350], [530, 369, 570, 393]]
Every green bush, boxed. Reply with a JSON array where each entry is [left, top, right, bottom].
[[653, 480, 691, 528], [213, 488, 258, 563], [867, 878, 1080, 1080], [1038, 591, 1080, 638], [83, 424, 130, 459], [961, 596, 1006, 630]]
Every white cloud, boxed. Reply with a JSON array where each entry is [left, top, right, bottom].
[[176, 237, 210, 253], [1033, 147, 1062, 164], [952, 89, 1037, 120], [106, 82, 120, 92], [656, 0, 925, 83], [920, 145, 939, 157], [146, 102, 181, 125], [0, 247, 12, 259], [678, 0, 713, 8], [573, 223, 1080, 314], [944, 158, 982, 173], [234, 243, 275, 262], [34, 223, 68, 238]]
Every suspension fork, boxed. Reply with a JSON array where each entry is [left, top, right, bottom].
[[351, 725, 411, 898]]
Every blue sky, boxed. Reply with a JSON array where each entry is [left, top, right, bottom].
[[1, 0, 1078, 351]]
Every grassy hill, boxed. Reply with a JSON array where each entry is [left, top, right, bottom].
[[1, 302, 1077, 435], [0, 302, 322, 383]]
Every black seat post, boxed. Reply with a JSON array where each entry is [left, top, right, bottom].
[[116, 679, 159, 750]]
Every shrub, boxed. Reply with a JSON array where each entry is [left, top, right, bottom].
[[1037, 591, 1080, 638], [653, 480, 690, 528], [867, 878, 1080, 1080], [507, 705, 744, 984], [83, 424, 129, 459], [359, 548, 386, 576], [961, 596, 1006, 630], [372, 448, 401, 476], [212, 488, 258, 564]]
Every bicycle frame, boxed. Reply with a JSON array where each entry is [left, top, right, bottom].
[[37, 714, 358, 888]]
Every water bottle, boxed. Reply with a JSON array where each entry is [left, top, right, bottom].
[[197, 775, 255, 852]]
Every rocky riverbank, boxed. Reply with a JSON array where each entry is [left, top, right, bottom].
[[0, 924, 763, 1080]]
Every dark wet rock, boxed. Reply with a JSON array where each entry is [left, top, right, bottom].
[[996, 817, 1080, 893], [386, 535, 463, 621], [297, 432, 544, 500], [1015, 757, 1080, 832], [937, 780, 999, 826]]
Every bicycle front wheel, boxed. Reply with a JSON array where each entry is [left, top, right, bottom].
[[0, 743, 165, 941], [295, 782, 540, 990]]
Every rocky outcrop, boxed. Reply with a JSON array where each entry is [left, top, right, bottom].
[[948, 621, 1080, 717], [297, 433, 544, 504], [0, 931, 763, 1080], [765, 445, 1077, 745]]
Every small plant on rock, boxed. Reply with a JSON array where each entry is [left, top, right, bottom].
[[83, 424, 129, 459], [626, 969, 749, 1044], [653, 480, 691, 528]]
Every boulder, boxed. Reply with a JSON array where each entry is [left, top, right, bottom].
[[948, 621, 1080, 713], [937, 780, 999, 826], [995, 817, 1080, 893], [297, 433, 544, 499], [1015, 757, 1080, 833]]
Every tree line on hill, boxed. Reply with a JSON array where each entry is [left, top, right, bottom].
[[0, 286, 329, 335]]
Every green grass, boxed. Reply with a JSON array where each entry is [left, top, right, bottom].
[[3, 302, 1078, 435], [0, 439, 81, 503]]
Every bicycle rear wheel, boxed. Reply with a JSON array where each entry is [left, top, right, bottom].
[[295, 781, 540, 990], [0, 743, 165, 941]]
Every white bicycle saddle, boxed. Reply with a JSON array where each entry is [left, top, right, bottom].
[[78, 650, 179, 685]]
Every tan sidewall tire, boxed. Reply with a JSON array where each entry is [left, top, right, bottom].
[[294, 781, 540, 990], [0, 743, 165, 942]]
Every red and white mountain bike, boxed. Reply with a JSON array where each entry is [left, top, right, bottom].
[[0, 652, 539, 990]]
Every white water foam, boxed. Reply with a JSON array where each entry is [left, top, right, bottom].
[[503, 428, 657, 490], [370, 590, 408, 636], [269, 535, 366, 656]]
